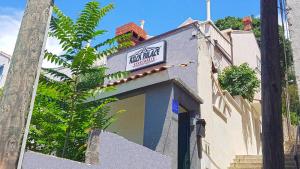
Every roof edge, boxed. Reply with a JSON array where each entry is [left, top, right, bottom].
[[108, 21, 199, 58], [0, 51, 11, 60]]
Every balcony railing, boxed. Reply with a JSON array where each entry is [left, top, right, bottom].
[[200, 21, 233, 62]]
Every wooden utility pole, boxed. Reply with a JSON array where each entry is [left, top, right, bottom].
[[261, 0, 285, 169], [0, 0, 53, 168]]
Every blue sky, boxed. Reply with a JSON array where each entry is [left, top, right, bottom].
[[1, 0, 259, 35], [0, 0, 259, 59]]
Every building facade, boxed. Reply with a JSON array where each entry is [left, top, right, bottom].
[[94, 19, 262, 169], [0, 17, 262, 169]]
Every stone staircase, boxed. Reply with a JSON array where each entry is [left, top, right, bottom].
[[227, 137, 300, 169], [228, 155, 262, 169], [228, 153, 298, 169]]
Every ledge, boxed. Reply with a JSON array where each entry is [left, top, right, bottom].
[[213, 105, 227, 123]]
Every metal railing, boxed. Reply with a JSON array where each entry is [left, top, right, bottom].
[[294, 125, 300, 169]]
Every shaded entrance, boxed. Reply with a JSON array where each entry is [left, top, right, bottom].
[[178, 112, 191, 169]]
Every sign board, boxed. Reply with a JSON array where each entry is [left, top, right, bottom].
[[126, 41, 166, 71], [172, 99, 179, 114]]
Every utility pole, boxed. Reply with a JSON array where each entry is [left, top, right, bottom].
[[0, 0, 53, 168], [261, 0, 285, 169]]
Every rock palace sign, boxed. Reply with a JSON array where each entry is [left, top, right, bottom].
[[126, 41, 166, 71]]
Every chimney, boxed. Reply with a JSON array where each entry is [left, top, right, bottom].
[[206, 0, 211, 21], [116, 22, 147, 46], [242, 16, 253, 31]]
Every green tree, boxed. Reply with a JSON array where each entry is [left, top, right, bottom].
[[215, 16, 261, 38], [282, 84, 300, 124], [218, 63, 260, 102], [27, 1, 130, 161], [215, 16, 244, 31]]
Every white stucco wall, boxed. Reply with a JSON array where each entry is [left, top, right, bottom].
[[0, 52, 11, 88], [231, 31, 262, 101], [197, 25, 262, 169]]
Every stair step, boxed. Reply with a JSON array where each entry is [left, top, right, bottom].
[[229, 167, 262, 169], [235, 155, 263, 160], [234, 158, 262, 163], [228, 154, 299, 169], [230, 163, 262, 168]]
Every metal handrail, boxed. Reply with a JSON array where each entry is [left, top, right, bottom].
[[294, 125, 300, 169]]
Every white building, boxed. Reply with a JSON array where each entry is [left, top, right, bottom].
[[89, 18, 263, 169], [0, 51, 11, 88]]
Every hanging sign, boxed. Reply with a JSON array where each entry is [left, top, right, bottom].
[[126, 41, 166, 71]]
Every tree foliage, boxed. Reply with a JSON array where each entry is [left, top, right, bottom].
[[27, 1, 130, 161], [218, 63, 260, 101], [282, 84, 300, 125], [215, 16, 261, 38]]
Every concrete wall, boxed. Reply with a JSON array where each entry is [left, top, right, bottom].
[[22, 132, 172, 169], [98, 132, 172, 169], [144, 83, 172, 150], [0, 53, 10, 87], [286, 0, 300, 103], [108, 94, 145, 145]]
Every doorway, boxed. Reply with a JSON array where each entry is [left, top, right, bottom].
[[178, 112, 191, 169]]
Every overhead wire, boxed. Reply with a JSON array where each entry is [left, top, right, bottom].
[[278, 0, 292, 138]]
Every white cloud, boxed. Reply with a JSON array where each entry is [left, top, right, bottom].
[[0, 7, 63, 68], [0, 8, 22, 55]]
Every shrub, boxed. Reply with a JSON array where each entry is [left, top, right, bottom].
[[218, 63, 260, 101]]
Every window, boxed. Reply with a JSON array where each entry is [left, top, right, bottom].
[[256, 55, 261, 72], [0, 64, 4, 81]]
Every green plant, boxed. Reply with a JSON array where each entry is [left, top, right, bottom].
[[27, 1, 130, 161], [282, 84, 300, 125], [218, 63, 260, 101], [215, 16, 261, 38], [290, 112, 299, 125]]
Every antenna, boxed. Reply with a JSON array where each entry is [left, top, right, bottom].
[[140, 20, 145, 30], [206, 0, 211, 21]]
